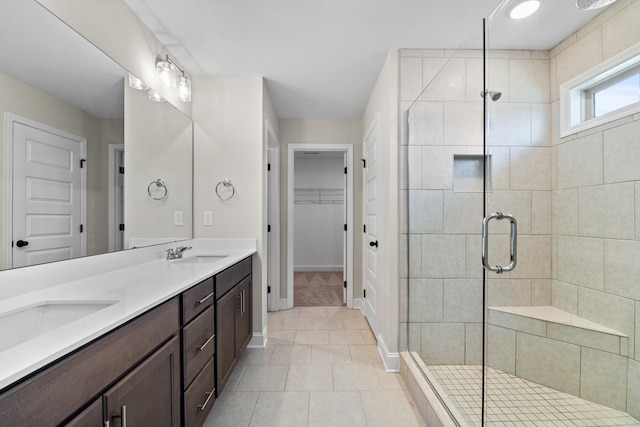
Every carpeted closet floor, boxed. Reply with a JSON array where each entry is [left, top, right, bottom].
[[294, 271, 344, 306]]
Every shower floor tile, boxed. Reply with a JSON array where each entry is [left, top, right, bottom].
[[426, 365, 640, 427]]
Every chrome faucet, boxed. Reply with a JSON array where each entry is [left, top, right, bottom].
[[166, 245, 192, 260]]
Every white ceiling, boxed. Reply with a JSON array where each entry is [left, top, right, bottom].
[[0, 0, 608, 120], [123, 0, 606, 118], [0, 0, 127, 119]]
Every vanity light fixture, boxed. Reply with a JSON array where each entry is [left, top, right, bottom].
[[126, 55, 192, 103], [148, 88, 166, 103], [177, 75, 192, 102], [155, 55, 192, 102], [156, 56, 177, 89], [128, 73, 148, 90], [509, 0, 541, 19]]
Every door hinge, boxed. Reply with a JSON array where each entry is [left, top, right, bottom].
[[268, 285, 271, 294], [344, 166, 347, 174], [80, 224, 84, 233], [119, 166, 125, 174], [343, 281, 347, 289], [363, 224, 366, 233], [119, 224, 125, 231], [268, 224, 271, 232], [363, 289, 366, 298], [361, 159, 366, 168], [344, 224, 347, 231], [268, 163, 271, 171], [80, 159, 86, 168]]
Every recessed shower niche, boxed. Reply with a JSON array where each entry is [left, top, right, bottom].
[[452, 154, 490, 193]]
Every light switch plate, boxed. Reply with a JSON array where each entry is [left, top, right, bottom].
[[174, 211, 184, 226], [203, 211, 213, 226]]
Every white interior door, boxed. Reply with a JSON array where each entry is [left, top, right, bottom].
[[10, 118, 85, 268], [266, 121, 280, 311], [115, 148, 125, 251], [267, 146, 280, 311], [342, 153, 348, 304], [363, 120, 379, 335]]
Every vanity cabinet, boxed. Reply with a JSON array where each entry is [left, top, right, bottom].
[[0, 297, 180, 426], [215, 257, 252, 394], [0, 255, 253, 427], [180, 277, 216, 426]]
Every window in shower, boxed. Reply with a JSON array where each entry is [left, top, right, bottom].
[[560, 42, 640, 137], [588, 65, 640, 118]]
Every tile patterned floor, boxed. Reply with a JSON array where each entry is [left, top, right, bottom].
[[427, 364, 640, 427], [204, 306, 426, 427]]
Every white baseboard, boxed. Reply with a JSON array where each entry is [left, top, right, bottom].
[[377, 335, 400, 372], [352, 298, 364, 314], [280, 298, 292, 310], [248, 325, 268, 348]]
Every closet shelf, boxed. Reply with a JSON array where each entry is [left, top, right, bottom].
[[294, 188, 344, 205]]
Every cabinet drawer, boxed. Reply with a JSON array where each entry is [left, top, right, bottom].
[[183, 305, 215, 387], [215, 257, 251, 298], [184, 358, 215, 427], [182, 276, 214, 325]]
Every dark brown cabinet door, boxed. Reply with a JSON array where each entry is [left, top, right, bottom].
[[215, 287, 239, 394], [103, 336, 180, 427], [63, 399, 102, 427], [237, 276, 252, 353]]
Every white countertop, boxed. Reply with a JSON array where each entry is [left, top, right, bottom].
[[0, 238, 256, 390]]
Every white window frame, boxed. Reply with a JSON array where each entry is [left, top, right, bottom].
[[560, 42, 640, 138]]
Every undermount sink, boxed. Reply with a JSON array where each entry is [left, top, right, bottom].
[[172, 255, 227, 264], [0, 301, 116, 351]]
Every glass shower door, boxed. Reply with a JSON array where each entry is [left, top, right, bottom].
[[404, 19, 488, 426]]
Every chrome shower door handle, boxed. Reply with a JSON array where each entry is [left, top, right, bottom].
[[482, 212, 517, 274]]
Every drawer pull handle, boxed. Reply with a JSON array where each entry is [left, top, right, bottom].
[[198, 389, 215, 411], [198, 292, 214, 304], [198, 334, 215, 351]]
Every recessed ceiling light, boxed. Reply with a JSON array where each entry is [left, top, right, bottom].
[[509, 0, 541, 19]]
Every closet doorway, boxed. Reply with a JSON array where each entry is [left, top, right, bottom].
[[286, 144, 353, 309]]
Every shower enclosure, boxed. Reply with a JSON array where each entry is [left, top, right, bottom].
[[403, 0, 640, 425]]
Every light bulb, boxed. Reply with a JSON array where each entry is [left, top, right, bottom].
[[148, 89, 166, 102], [178, 75, 192, 102], [156, 58, 176, 89], [128, 73, 148, 90]]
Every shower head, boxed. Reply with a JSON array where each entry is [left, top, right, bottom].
[[481, 90, 502, 101], [575, 0, 618, 10]]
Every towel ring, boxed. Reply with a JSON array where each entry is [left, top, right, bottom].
[[148, 179, 168, 201], [215, 178, 236, 201]]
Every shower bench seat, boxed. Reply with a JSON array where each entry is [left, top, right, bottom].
[[487, 305, 630, 411], [488, 305, 628, 356]]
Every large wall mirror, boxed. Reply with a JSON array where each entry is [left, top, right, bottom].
[[0, 0, 193, 271]]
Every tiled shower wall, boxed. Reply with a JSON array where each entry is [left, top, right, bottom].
[[548, 0, 640, 418], [400, 0, 640, 420], [400, 46, 553, 364]]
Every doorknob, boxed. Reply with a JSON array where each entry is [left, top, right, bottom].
[[369, 240, 378, 247], [16, 240, 29, 248]]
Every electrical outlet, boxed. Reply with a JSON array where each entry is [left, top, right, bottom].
[[203, 211, 213, 226], [174, 211, 184, 226]]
